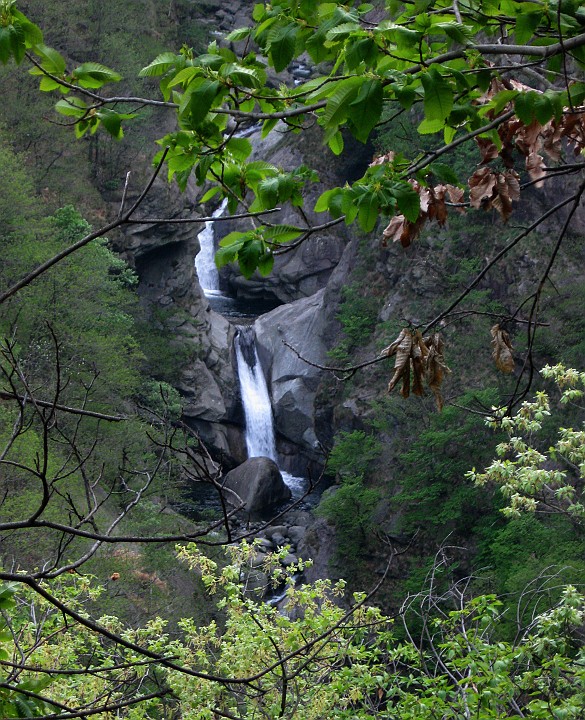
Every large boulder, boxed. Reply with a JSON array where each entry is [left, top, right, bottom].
[[253, 239, 357, 473], [223, 457, 291, 514]]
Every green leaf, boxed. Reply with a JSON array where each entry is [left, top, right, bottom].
[[345, 37, 377, 70], [327, 130, 344, 155], [435, 21, 472, 45], [238, 238, 264, 278], [257, 250, 274, 276], [96, 109, 126, 139], [54, 97, 87, 118], [188, 79, 221, 125], [72, 62, 121, 88], [515, 10, 543, 45], [421, 66, 453, 121], [262, 224, 303, 243], [226, 137, 252, 161], [219, 231, 248, 248], [220, 63, 262, 89], [347, 78, 383, 143], [514, 91, 541, 125], [0, 27, 13, 64], [139, 52, 181, 77], [428, 162, 459, 184], [269, 23, 299, 72], [322, 76, 363, 128], [393, 182, 420, 223], [257, 176, 280, 208], [418, 116, 445, 134], [315, 188, 342, 213], [31, 44, 66, 75], [225, 27, 252, 41], [167, 66, 201, 88], [357, 193, 379, 232], [199, 186, 221, 203]]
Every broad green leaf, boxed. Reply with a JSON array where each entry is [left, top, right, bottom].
[[515, 10, 542, 44], [219, 63, 262, 89], [226, 136, 252, 161], [72, 62, 121, 88], [347, 78, 383, 143], [188, 79, 221, 125], [199, 186, 221, 203], [315, 188, 343, 213], [13, 9, 43, 47], [0, 27, 14, 64], [39, 75, 62, 91], [434, 21, 472, 45], [6, 21, 25, 64], [167, 66, 201, 88], [262, 117, 279, 138], [262, 225, 303, 243], [327, 130, 344, 155], [31, 43, 66, 75], [257, 176, 280, 208], [269, 23, 299, 72], [357, 193, 379, 232], [225, 27, 253, 41], [238, 237, 264, 278], [345, 37, 377, 70], [393, 182, 420, 223], [215, 244, 240, 269], [418, 116, 445, 134], [96, 109, 124, 139], [326, 22, 362, 39], [139, 52, 180, 77], [322, 76, 363, 128], [421, 66, 453, 121], [219, 231, 248, 248], [54, 97, 87, 117], [257, 250, 274, 276]]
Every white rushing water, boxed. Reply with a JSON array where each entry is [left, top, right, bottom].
[[234, 326, 305, 497], [235, 326, 277, 461], [194, 198, 228, 293]]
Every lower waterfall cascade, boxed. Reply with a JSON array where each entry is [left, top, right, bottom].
[[234, 325, 277, 461], [234, 326, 305, 497]]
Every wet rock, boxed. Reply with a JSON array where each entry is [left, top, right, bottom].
[[223, 457, 291, 514]]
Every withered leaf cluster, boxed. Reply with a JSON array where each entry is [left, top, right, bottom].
[[379, 79, 585, 243], [491, 324, 515, 373], [382, 181, 464, 248], [382, 329, 450, 410]]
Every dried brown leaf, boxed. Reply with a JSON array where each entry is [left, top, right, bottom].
[[388, 330, 413, 392], [491, 324, 515, 373], [424, 333, 450, 411], [526, 152, 546, 187], [401, 359, 411, 399], [382, 215, 406, 244], [476, 136, 500, 163], [381, 328, 407, 358], [469, 167, 497, 209]]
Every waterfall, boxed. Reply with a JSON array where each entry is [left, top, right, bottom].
[[235, 327, 306, 497], [234, 326, 277, 461], [195, 198, 228, 294]]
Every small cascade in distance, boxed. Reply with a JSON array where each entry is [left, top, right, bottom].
[[234, 326, 304, 498], [194, 198, 228, 295]]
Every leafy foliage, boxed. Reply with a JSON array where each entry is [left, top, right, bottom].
[[468, 364, 585, 521], [2, 0, 584, 277]]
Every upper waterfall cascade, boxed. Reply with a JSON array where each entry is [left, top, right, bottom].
[[194, 198, 228, 294]]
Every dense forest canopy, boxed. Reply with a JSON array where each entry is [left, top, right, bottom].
[[1, 0, 585, 717]]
